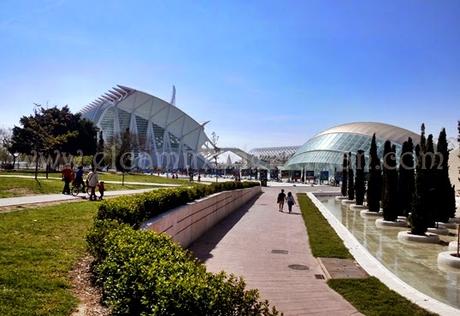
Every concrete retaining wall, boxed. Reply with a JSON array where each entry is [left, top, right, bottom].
[[141, 186, 261, 247]]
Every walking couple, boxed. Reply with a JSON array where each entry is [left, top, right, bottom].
[[276, 189, 295, 213]]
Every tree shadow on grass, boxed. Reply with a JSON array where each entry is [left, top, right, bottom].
[[188, 192, 262, 263]]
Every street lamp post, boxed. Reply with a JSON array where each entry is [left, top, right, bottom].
[[214, 155, 218, 183]]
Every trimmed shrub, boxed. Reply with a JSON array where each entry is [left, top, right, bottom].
[[86, 181, 279, 315], [96, 182, 260, 228], [92, 226, 279, 315]]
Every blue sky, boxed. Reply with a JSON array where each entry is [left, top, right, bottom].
[[0, 0, 459, 150]]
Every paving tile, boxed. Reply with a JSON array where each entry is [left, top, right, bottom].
[[189, 187, 362, 316]]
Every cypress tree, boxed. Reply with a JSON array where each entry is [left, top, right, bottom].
[[355, 150, 366, 205], [409, 144, 430, 235], [367, 134, 382, 213], [420, 123, 426, 153], [347, 152, 355, 201], [341, 153, 348, 197], [382, 141, 398, 221], [425, 134, 436, 227], [434, 128, 456, 222], [397, 138, 415, 217]]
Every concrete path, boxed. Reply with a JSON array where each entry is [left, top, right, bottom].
[[0, 188, 156, 208], [0, 175, 181, 187], [189, 187, 360, 316]]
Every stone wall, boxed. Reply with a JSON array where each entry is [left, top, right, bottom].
[[141, 186, 261, 247]]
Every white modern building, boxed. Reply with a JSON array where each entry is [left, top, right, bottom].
[[81, 85, 214, 170]]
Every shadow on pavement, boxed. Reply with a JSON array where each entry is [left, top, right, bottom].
[[188, 192, 263, 262]]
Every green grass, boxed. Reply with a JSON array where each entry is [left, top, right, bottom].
[[328, 277, 437, 316], [1, 170, 188, 185], [96, 172, 188, 185], [297, 193, 436, 316], [0, 201, 99, 316], [0, 177, 157, 198], [297, 193, 352, 259]]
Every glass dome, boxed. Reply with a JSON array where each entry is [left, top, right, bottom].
[[284, 122, 420, 175]]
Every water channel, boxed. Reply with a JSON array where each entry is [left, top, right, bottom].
[[318, 196, 460, 309]]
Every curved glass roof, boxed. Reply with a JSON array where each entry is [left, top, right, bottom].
[[316, 122, 420, 145], [284, 122, 420, 173]]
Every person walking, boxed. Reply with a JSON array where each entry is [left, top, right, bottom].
[[74, 166, 85, 191], [277, 189, 286, 212], [61, 165, 74, 195], [86, 169, 99, 201], [286, 192, 296, 213], [97, 181, 105, 200]]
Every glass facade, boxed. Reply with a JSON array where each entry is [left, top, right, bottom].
[[284, 122, 420, 175]]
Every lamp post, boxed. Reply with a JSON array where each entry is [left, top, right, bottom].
[[214, 155, 218, 183], [188, 152, 193, 182]]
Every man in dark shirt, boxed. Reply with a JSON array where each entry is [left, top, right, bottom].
[[277, 189, 286, 212], [74, 166, 85, 191]]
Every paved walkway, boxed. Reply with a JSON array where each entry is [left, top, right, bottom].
[[0, 188, 156, 208], [189, 187, 360, 316]]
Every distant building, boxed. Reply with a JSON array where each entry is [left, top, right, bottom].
[[249, 146, 300, 166]]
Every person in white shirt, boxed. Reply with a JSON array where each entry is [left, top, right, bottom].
[[87, 170, 99, 201]]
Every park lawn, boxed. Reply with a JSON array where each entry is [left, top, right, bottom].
[[96, 172, 188, 185], [0, 177, 157, 198], [297, 193, 352, 258], [297, 193, 436, 316], [0, 170, 188, 185], [0, 201, 99, 316], [328, 277, 436, 316]]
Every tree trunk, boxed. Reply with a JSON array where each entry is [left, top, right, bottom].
[[35, 155, 39, 180]]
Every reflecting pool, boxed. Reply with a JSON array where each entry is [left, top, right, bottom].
[[319, 197, 460, 309]]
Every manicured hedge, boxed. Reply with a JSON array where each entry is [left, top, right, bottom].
[[97, 181, 260, 228], [87, 181, 280, 315], [89, 224, 278, 315]]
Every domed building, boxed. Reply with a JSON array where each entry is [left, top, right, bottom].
[[81, 85, 213, 170], [284, 122, 421, 177]]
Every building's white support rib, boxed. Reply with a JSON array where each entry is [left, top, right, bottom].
[[132, 96, 154, 112], [129, 113, 139, 145], [113, 107, 121, 139], [148, 104, 167, 121], [113, 87, 128, 97]]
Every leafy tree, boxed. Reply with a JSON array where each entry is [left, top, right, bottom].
[[347, 152, 355, 200], [397, 138, 415, 217], [116, 128, 133, 185], [341, 153, 348, 197], [0, 128, 14, 167], [382, 141, 398, 221], [355, 150, 366, 205], [11, 105, 97, 178], [367, 134, 382, 213], [94, 130, 105, 169]]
